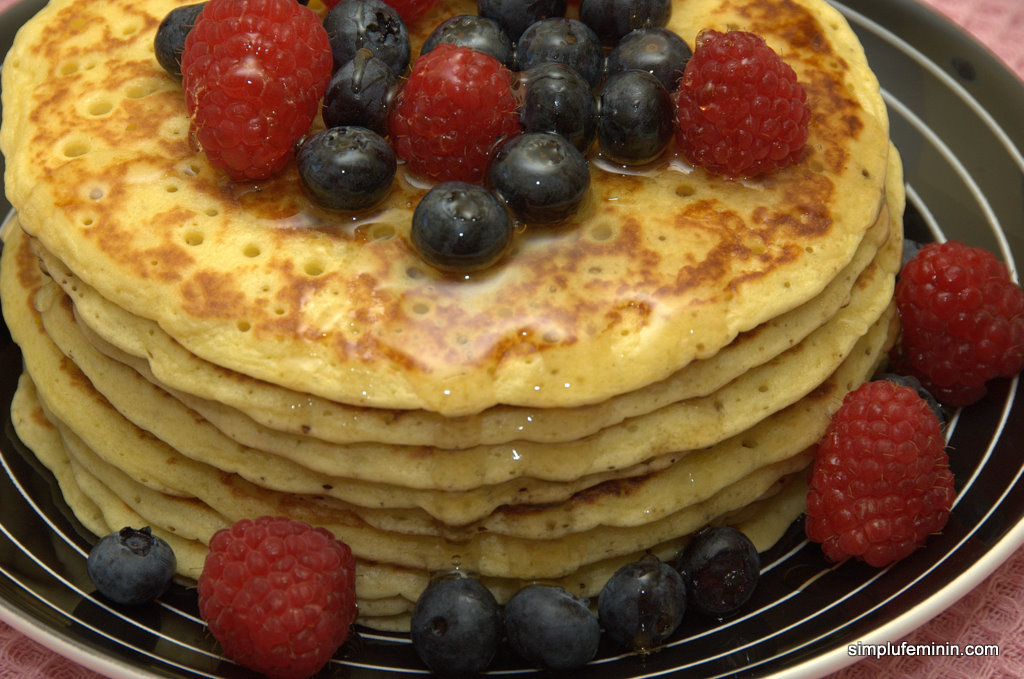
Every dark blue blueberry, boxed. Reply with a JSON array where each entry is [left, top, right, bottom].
[[598, 556, 686, 652], [675, 526, 760, 618], [411, 182, 513, 272], [421, 15, 514, 68], [597, 70, 674, 165], [86, 527, 176, 606], [297, 126, 396, 211], [875, 373, 948, 429], [578, 0, 671, 45], [606, 26, 692, 92], [488, 132, 590, 224], [515, 18, 605, 89], [476, 0, 566, 43], [322, 0, 410, 76], [519, 63, 598, 152], [504, 584, 600, 671], [322, 48, 397, 134], [410, 573, 502, 677], [154, 3, 205, 78]]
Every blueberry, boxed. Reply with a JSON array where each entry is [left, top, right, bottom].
[[504, 584, 600, 671], [297, 126, 396, 211], [488, 132, 590, 224], [875, 373, 948, 428], [597, 70, 675, 165], [323, 0, 410, 76], [411, 573, 502, 677], [421, 15, 514, 68], [675, 526, 760, 618], [154, 3, 205, 78], [606, 27, 692, 92], [515, 18, 605, 90], [598, 556, 686, 652], [411, 182, 513, 272], [476, 0, 566, 43], [86, 527, 176, 606], [578, 0, 671, 45], [519, 63, 598, 153], [322, 49, 397, 134]]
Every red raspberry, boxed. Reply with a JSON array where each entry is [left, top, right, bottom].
[[197, 516, 357, 679], [805, 381, 955, 568], [674, 29, 810, 178], [891, 241, 1024, 406], [383, 0, 441, 23], [389, 43, 521, 183], [181, 0, 332, 181]]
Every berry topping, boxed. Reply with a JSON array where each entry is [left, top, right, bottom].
[[488, 131, 591, 224], [805, 380, 956, 568], [411, 182, 513, 271], [154, 2, 205, 78], [322, 48, 398, 134], [322, 0, 410, 77], [410, 573, 503, 677], [598, 70, 675, 165], [389, 43, 520, 183], [890, 240, 1024, 406], [674, 29, 809, 178], [515, 17, 605, 89], [421, 14, 514, 68], [597, 556, 687, 652], [86, 527, 177, 606], [504, 584, 600, 671], [605, 26, 691, 92], [297, 126, 396, 211], [578, 0, 671, 46], [181, 0, 332, 180], [476, 0, 567, 43], [676, 526, 760, 617], [381, 0, 440, 25], [197, 516, 357, 679], [519, 62, 598, 152]]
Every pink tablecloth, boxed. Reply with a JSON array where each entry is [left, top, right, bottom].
[[1, 0, 1023, 677]]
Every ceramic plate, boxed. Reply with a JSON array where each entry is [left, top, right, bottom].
[[2, 0, 1023, 676]]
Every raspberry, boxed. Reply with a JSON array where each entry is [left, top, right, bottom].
[[891, 241, 1024, 406], [805, 381, 955, 568], [674, 29, 810, 178], [389, 43, 521, 183], [181, 0, 332, 181], [197, 516, 357, 679], [384, 0, 441, 24]]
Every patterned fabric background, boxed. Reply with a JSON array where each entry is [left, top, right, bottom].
[[0, 0, 1022, 677]]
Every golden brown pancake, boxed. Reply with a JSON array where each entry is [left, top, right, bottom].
[[2, 0, 892, 415]]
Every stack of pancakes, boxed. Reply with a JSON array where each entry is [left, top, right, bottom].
[[1, 0, 902, 630]]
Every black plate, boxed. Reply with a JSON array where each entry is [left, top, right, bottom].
[[2, 0, 1024, 677]]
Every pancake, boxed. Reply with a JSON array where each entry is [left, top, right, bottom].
[[5, 219, 892, 541], [1, 0, 892, 416], [16, 212, 898, 527], [11, 373, 809, 632], [2, 212, 894, 578], [48, 184, 894, 448]]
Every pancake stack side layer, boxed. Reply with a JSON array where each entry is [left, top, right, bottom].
[[0, 0, 903, 631]]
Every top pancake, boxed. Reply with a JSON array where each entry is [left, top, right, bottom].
[[0, 0, 891, 415]]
